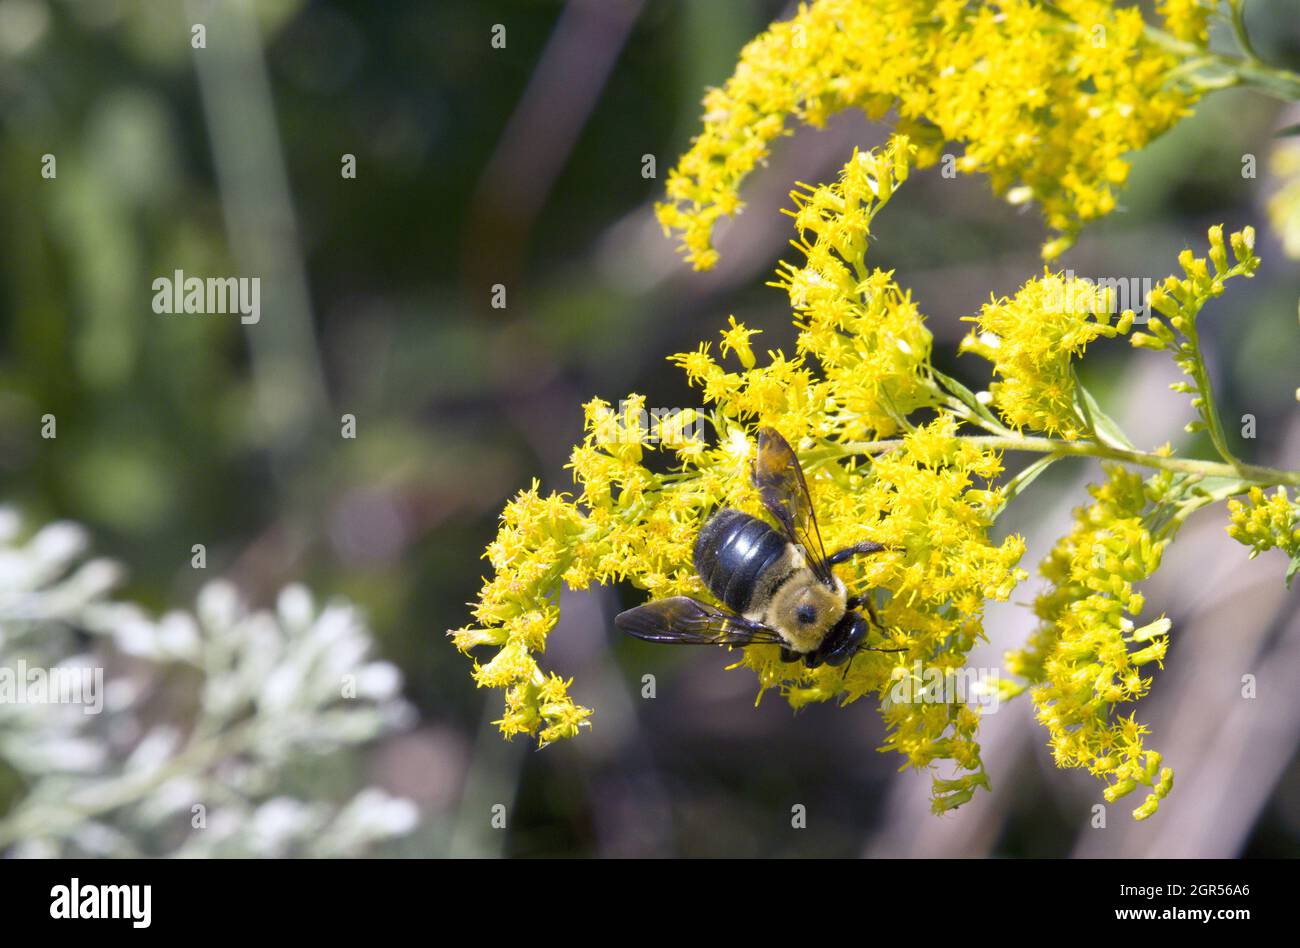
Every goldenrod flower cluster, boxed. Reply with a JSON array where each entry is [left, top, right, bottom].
[[960, 273, 1133, 438], [449, 482, 592, 745], [673, 139, 934, 445], [770, 136, 934, 439], [810, 416, 1025, 812], [656, 0, 1199, 269], [1129, 225, 1259, 446], [1006, 465, 1176, 819], [455, 142, 1029, 811], [712, 413, 1027, 814], [1156, 0, 1216, 44], [455, 125, 1281, 820], [1227, 487, 1300, 565]]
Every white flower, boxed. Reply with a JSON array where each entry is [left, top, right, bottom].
[[0, 510, 420, 857]]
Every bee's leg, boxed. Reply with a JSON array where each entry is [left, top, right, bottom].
[[840, 650, 861, 684], [861, 596, 883, 631], [779, 646, 802, 664], [844, 593, 883, 628], [826, 540, 888, 567]]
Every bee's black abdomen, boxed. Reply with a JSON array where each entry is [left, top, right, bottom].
[[694, 508, 786, 614]]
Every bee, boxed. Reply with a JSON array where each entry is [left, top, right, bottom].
[[616, 426, 899, 668]]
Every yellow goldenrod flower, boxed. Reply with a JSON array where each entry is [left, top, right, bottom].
[[960, 271, 1132, 439], [719, 315, 762, 370], [771, 138, 935, 440], [721, 413, 1027, 814], [454, 139, 1279, 821], [454, 144, 1030, 811], [657, 0, 1200, 269], [1006, 464, 1178, 819], [451, 481, 592, 743], [1227, 486, 1300, 565], [1157, 0, 1216, 45], [1128, 226, 1259, 457]]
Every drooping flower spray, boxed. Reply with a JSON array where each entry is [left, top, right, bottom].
[[453, 0, 1300, 819]]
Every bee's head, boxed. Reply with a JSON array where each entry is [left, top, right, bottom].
[[819, 609, 870, 667]]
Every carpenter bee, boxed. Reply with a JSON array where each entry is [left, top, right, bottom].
[[616, 426, 899, 668]]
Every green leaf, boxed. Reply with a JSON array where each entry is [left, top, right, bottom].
[[1286, 550, 1300, 590], [1274, 122, 1300, 139], [930, 367, 1002, 430], [1189, 476, 1253, 498], [1073, 374, 1135, 450], [990, 453, 1062, 519]]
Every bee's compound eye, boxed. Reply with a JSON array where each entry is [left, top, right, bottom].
[[796, 604, 817, 626]]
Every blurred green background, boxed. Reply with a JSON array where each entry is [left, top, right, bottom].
[[1, 0, 1298, 856]]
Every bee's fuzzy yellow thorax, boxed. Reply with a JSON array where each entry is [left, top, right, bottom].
[[767, 572, 846, 652]]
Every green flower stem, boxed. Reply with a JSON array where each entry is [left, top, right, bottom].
[[822, 435, 1300, 488], [1143, 21, 1300, 102], [1228, 0, 1261, 64], [1180, 320, 1239, 466], [1164, 479, 1248, 537]]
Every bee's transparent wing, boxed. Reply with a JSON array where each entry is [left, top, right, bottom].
[[752, 426, 833, 585], [615, 596, 787, 646]]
